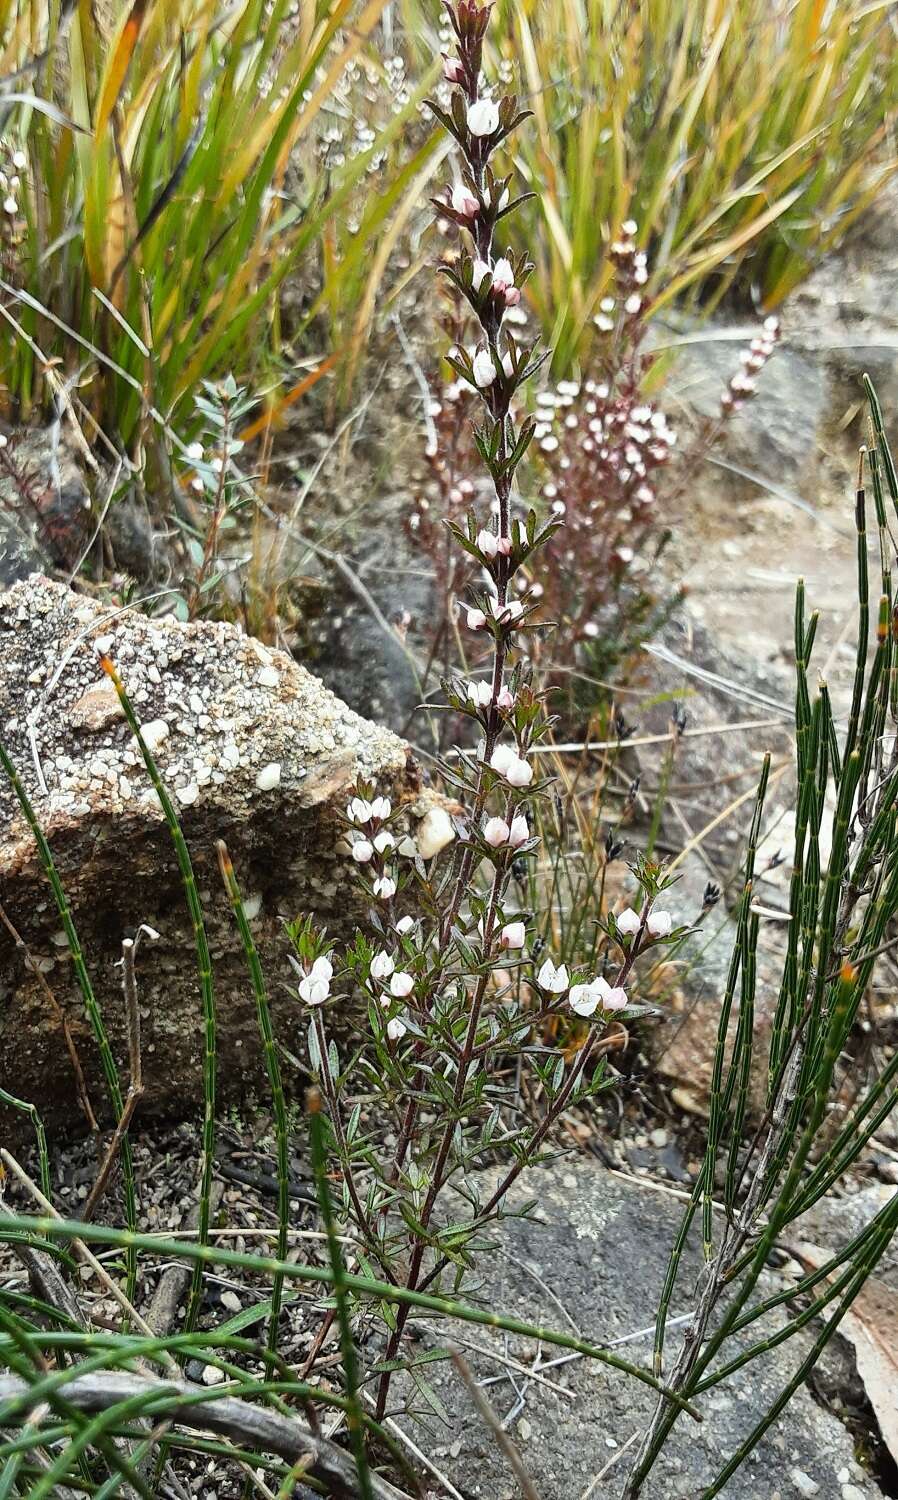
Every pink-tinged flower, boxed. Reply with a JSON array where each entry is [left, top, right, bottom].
[[506, 755, 533, 788], [483, 816, 510, 847], [451, 183, 479, 218], [466, 606, 488, 631], [299, 956, 332, 1006], [478, 528, 499, 559], [489, 597, 524, 626], [351, 838, 373, 864], [390, 970, 414, 998], [496, 534, 512, 555], [491, 257, 516, 297], [509, 813, 529, 847], [595, 976, 627, 1011], [442, 54, 464, 83], [467, 679, 493, 708], [647, 909, 673, 938], [370, 950, 394, 981], [501, 920, 526, 949], [373, 875, 396, 900], [387, 1015, 408, 1041], [569, 982, 600, 1017], [616, 907, 642, 936], [472, 348, 497, 388], [467, 97, 500, 136], [537, 958, 569, 994], [497, 685, 515, 711], [471, 258, 491, 291]]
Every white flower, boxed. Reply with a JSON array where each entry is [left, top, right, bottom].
[[471, 258, 491, 291], [351, 838, 373, 864], [472, 348, 497, 388], [387, 1015, 408, 1041], [647, 909, 673, 938], [370, 796, 391, 819], [12, 151, 27, 171], [3, 196, 16, 215], [483, 816, 510, 848], [508, 814, 529, 847], [298, 956, 332, 1006], [467, 97, 500, 136], [467, 680, 493, 708], [466, 606, 487, 631], [502, 349, 516, 379], [569, 983, 600, 1017], [616, 907, 642, 936], [373, 830, 396, 854], [348, 797, 373, 824], [373, 875, 396, 900], [371, 950, 395, 981], [389, 970, 414, 998], [186, 442, 204, 461], [537, 959, 569, 994], [417, 805, 456, 859], [501, 920, 526, 949], [396, 916, 414, 934], [451, 183, 479, 218]]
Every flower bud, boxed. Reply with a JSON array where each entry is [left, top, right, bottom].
[[501, 920, 526, 949], [478, 527, 499, 559], [508, 813, 529, 847], [483, 816, 510, 847], [616, 907, 641, 936], [472, 347, 497, 388], [387, 1015, 408, 1041], [351, 838, 373, 863], [390, 970, 414, 998], [466, 606, 488, 630], [647, 909, 673, 938], [451, 183, 479, 219]]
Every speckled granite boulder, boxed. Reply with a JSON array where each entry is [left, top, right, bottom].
[[0, 576, 421, 1136]]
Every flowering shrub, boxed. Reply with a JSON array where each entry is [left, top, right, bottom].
[[406, 228, 781, 726], [286, 0, 682, 1417]]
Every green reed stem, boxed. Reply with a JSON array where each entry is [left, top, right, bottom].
[[308, 1090, 374, 1500]]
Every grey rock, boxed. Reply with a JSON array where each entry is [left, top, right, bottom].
[[0, 575, 423, 1137], [401, 1159, 882, 1499]]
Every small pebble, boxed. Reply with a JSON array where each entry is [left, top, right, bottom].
[[650, 1128, 668, 1149], [789, 1470, 819, 1498], [255, 762, 281, 791]]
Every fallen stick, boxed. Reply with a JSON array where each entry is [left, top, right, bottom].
[[0, 1373, 413, 1500]]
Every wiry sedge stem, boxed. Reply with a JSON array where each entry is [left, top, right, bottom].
[[99, 657, 216, 1336], [217, 843, 289, 1355], [0, 738, 137, 1296]]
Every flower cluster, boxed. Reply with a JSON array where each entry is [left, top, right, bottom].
[[345, 794, 397, 900], [720, 317, 781, 412]]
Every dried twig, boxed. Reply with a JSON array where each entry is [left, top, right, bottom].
[[451, 1349, 542, 1500]]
